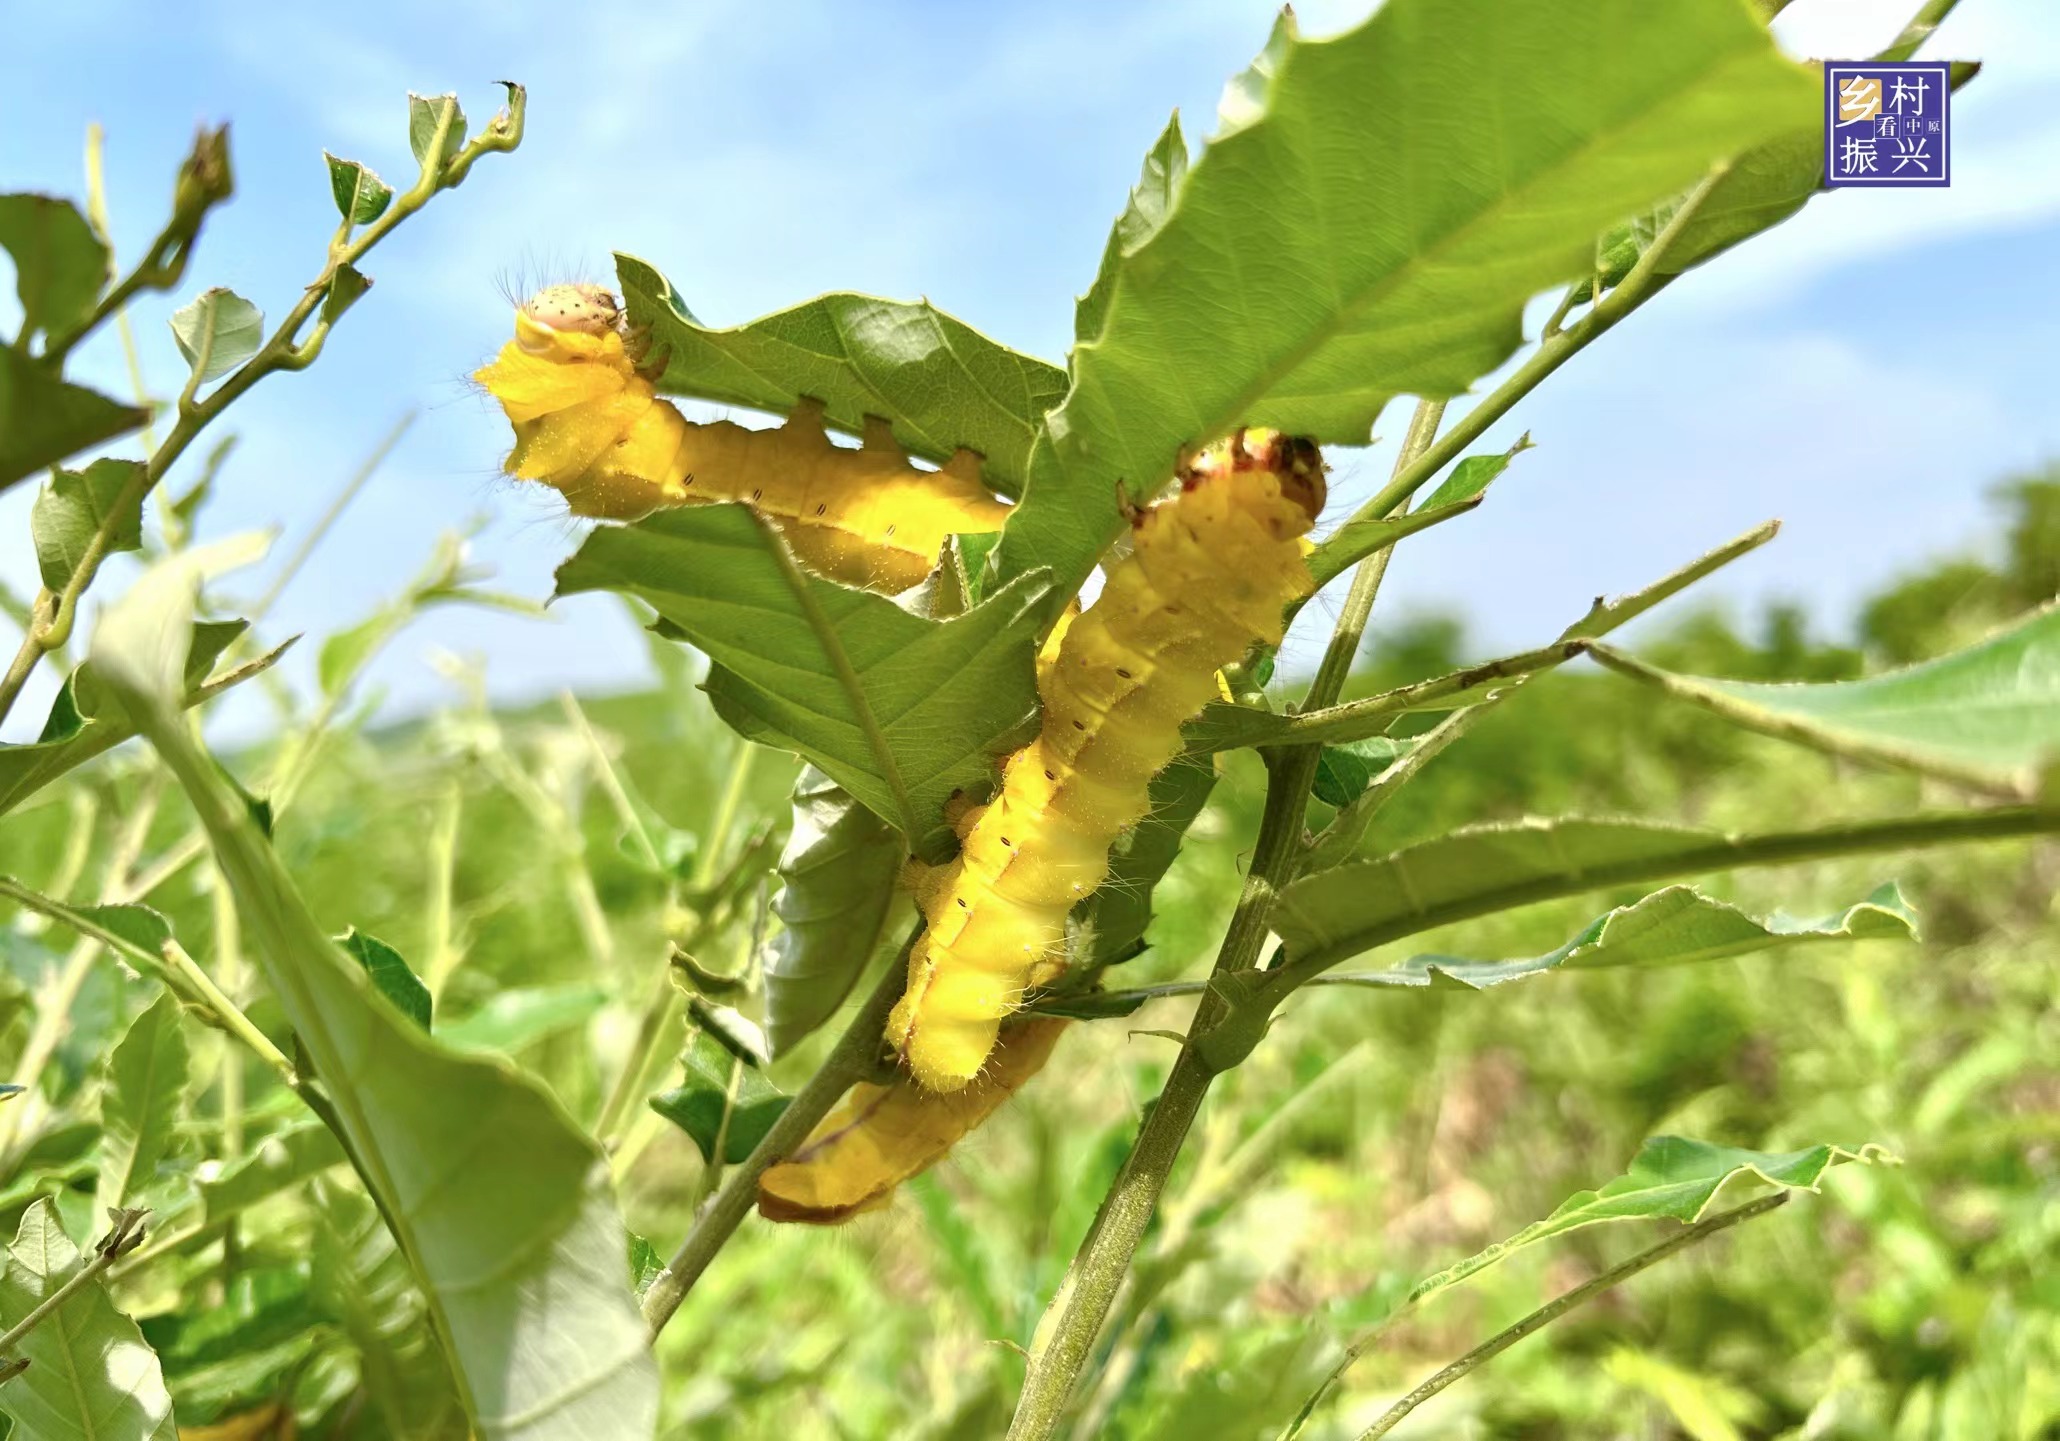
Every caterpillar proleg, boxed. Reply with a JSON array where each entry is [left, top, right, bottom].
[[886, 429, 1326, 1091], [756, 1016, 1068, 1224], [475, 284, 1011, 593]]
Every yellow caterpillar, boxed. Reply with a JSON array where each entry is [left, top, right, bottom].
[[756, 1016, 1068, 1224], [886, 429, 1326, 1091], [474, 284, 1010, 593]]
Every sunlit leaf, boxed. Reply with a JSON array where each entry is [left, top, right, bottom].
[[0, 1199, 177, 1440], [170, 288, 264, 384], [617, 254, 1064, 496], [96, 989, 191, 1213], [556, 502, 1053, 856], [1587, 605, 2060, 797], [990, 0, 1816, 596]]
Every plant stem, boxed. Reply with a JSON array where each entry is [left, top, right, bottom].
[[1006, 402, 1450, 1441], [1335, 162, 1731, 536], [1353, 1194, 1787, 1439], [0, 784, 161, 1162], [594, 742, 759, 1150], [0, 89, 524, 732], [640, 937, 911, 1338], [0, 1214, 151, 1358]]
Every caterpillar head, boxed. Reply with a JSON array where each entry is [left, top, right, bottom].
[[1180, 427, 1327, 533], [512, 284, 627, 362]]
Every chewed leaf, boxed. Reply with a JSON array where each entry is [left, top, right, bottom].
[[324, 151, 394, 223], [616, 255, 1064, 496], [1358, 883, 1914, 992], [1587, 603, 2060, 797], [1407, 1136, 1893, 1306], [989, 0, 1816, 598]]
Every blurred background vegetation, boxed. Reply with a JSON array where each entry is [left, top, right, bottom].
[[3, 465, 2055, 1439]]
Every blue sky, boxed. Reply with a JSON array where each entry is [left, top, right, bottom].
[[3, 0, 2056, 740]]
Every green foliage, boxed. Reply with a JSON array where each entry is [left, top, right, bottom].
[[989, 0, 1814, 596], [1, 7, 2045, 1439], [94, 990, 190, 1214], [0, 1201, 176, 1439], [617, 255, 1065, 495], [1407, 1136, 1892, 1304], [90, 552, 657, 1439], [649, 1031, 789, 1166], [555, 503, 1053, 855], [0, 347, 149, 495], [1591, 600, 2060, 796], [337, 929, 432, 1032], [0, 195, 108, 348], [170, 287, 264, 383], [31, 459, 144, 591], [323, 153, 394, 224], [761, 768, 904, 1056]]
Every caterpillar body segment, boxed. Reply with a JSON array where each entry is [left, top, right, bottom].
[[887, 430, 1327, 1091], [475, 285, 1011, 593], [756, 1016, 1069, 1224]]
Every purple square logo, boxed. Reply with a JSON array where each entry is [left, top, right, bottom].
[[1825, 62, 1950, 187]]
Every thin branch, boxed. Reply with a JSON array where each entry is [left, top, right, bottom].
[[1005, 403, 1449, 1441], [1353, 1194, 1787, 1439], [0, 88, 524, 731], [641, 937, 911, 1338]]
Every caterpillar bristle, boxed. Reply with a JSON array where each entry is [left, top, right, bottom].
[[474, 306, 1011, 593], [886, 428, 1323, 1092]]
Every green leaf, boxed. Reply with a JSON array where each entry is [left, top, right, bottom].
[[649, 1031, 789, 1166], [1575, 61, 1981, 303], [337, 929, 432, 1032], [0, 193, 109, 346], [762, 767, 905, 1056], [0, 627, 288, 822], [32, 458, 144, 590], [0, 1199, 178, 1440], [615, 253, 1065, 496], [85, 549, 658, 1440], [95, 990, 191, 1214], [1310, 737, 1413, 809], [626, 1234, 665, 1302], [1406, 1136, 1891, 1307], [407, 93, 467, 169], [170, 288, 263, 384], [439, 983, 608, 1054], [1417, 432, 1533, 512], [1075, 113, 1187, 344], [555, 503, 1053, 856], [321, 263, 371, 325], [990, 0, 1816, 597], [197, 1121, 347, 1224], [1585, 605, 2060, 798], [1271, 812, 2045, 979], [0, 346, 149, 495], [66, 900, 173, 956], [1340, 882, 1916, 993], [1083, 755, 1217, 971], [322, 152, 394, 224]]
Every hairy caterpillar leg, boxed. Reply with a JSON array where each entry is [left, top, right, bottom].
[[756, 1016, 1069, 1224], [887, 429, 1327, 1091], [474, 288, 1011, 592]]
